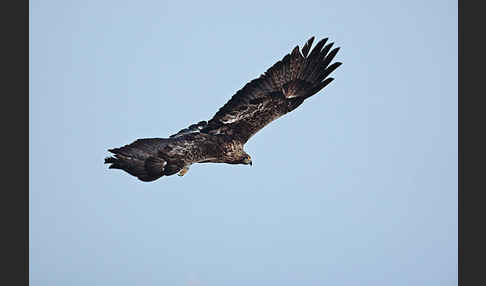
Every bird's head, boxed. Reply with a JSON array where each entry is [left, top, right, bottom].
[[241, 153, 252, 166]]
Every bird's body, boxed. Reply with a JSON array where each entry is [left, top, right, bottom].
[[105, 36, 342, 182]]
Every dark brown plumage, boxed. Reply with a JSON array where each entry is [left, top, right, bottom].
[[105, 37, 342, 182]]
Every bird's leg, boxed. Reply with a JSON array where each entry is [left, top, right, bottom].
[[178, 166, 190, 176]]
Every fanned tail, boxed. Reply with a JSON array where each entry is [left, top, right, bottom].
[[104, 138, 183, 182]]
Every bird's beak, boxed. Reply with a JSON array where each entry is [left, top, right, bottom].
[[249, 161, 252, 166]]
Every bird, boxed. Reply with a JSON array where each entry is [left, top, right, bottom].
[[104, 36, 342, 182]]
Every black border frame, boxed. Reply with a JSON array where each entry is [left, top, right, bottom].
[[459, 0, 482, 285], [3, 0, 29, 285]]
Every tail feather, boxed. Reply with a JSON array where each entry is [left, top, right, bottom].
[[104, 138, 183, 182], [104, 154, 163, 182], [144, 156, 167, 178]]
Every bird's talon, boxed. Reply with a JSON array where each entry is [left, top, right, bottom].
[[178, 167, 189, 176]]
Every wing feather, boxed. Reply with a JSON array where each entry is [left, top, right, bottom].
[[185, 37, 341, 143], [301, 36, 315, 57]]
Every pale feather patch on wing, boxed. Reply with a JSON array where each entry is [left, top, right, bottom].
[[170, 121, 208, 138], [220, 99, 269, 123]]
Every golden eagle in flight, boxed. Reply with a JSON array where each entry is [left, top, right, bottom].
[[105, 37, 342, 182]]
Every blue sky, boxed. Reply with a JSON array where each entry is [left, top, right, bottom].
[[30, 0, 457, 285]]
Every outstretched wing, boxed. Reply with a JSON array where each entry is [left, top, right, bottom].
[[200, 36, 341, 143]]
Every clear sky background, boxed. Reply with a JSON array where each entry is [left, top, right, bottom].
[[30, 0, 457, 285]]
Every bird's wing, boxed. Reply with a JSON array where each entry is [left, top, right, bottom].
[[199, 36, 341, 143]]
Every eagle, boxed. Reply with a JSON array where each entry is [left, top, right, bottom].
[[105, 36, 342, 182]]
